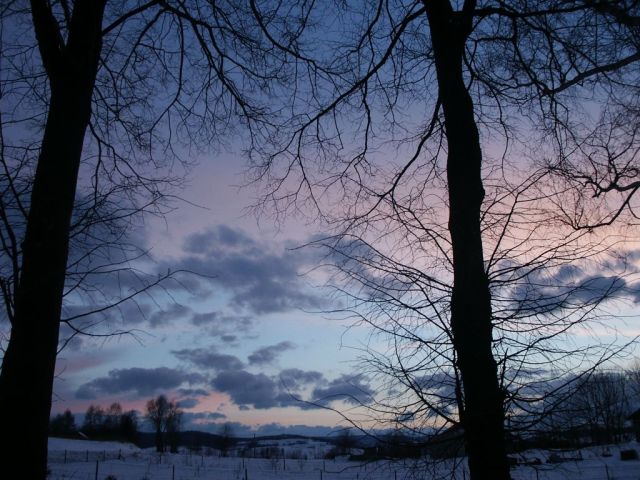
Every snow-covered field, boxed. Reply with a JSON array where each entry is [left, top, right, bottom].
[[47, 437, 640, 479]]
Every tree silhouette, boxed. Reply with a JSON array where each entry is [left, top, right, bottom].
[[146, 395, 182, 453], [313, 165, 635, 470], [217, 422, 237, 457], [49, 409, 76, 437], [0, 1, 293, 477], [248, 1, 640, 478]]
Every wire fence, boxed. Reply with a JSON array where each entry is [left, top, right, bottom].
[[47, 448, 640, 480], [48, 452, 424, 480]]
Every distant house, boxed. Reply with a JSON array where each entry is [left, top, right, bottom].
[[628, 409, 640, 442]]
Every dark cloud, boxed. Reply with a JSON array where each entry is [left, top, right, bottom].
[[210, 368, 367, 410], [510, 272, 629, 316], [190, 311, 255, 338], [164, 225, 326, 315], [573, 275, 627, 303], [61, 300, 153, 327], [184, 224, 254, 254], [173, 348, 245, 371], [212, 371, 283, 409], [177, 398, 200, 409], [149, 303, 191, 327], [212, 369, 322, 410], [248, 341, 296, 365], [279, 368, 325, 390], [177, 388, 209, 397], [181, 411, 227, 430], [628, 282, 640, 303], [75, 367, 205, 399], [311, 374, 374, 406]]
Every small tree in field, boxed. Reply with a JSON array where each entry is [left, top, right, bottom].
[[146, 395, 182, 453], [217, 423, 236, 457], [49, 410, 76, 437], [166, 402, 182, 454], [82, 404, 105, 436], [120, 410, 138, 443], [335, 429, 357, 456]]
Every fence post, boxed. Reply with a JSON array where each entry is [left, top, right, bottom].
[[94, 460, 99, 480], [245, 467, 248, 480], [86, 450, 89, 462], [172, 464, 175, 480], [64, 449, 67, 464]]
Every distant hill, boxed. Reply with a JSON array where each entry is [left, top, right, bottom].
[[134, 430, 376, 450]]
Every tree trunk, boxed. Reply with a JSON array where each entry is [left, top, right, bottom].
[[424, 1, 510, 479], [0, 2, 105, 478]]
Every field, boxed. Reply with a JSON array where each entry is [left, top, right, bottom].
[[47, 437, 640, 480]]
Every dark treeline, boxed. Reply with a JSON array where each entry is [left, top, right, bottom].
[[50, 402, 137, 443]]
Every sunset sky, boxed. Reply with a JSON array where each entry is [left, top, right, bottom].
[[51, 152, 376, 436], [1, 1, 635, 442], [48, 145, 640, 437]]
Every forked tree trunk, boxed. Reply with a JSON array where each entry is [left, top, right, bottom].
[[0, 2, 105, 478], [424, 1, 511, 479]]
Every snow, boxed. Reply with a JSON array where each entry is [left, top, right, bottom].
[[49, 437, 141, 453], [46, 437, 640, 479]]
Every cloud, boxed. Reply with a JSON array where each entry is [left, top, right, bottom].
[[61, 300, 153, 327], [177, 398, 200, 409], [149, 303, 192, 327], [211, 369, 320, 410], [75, 367, 205, 399], [176, 388, 210, 397], [184, 224, 254, 253], [506, 266, 632, 316], [311, 374, 374, 406], [248, 341, 296, 365], [210, 368, 368, 410], [279, 368, 325, 390], [181, 411, 227, 430], [212, 371, 284, 409], [164, 225, 326, 315], [190, 311, 255, 339], [172, 348, 245, 371]]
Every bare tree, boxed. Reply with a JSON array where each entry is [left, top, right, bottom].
[[49, 409, 76, 437], [0, 1, 294, 477], [314, 166, 635, 467], [543, 370, 631, 446], [166, 400, 182, 454], [82, 404, 105, 435], [217, 422, 237, 457], [246, 2, 640, 478], [146, 394, 182, 453]]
